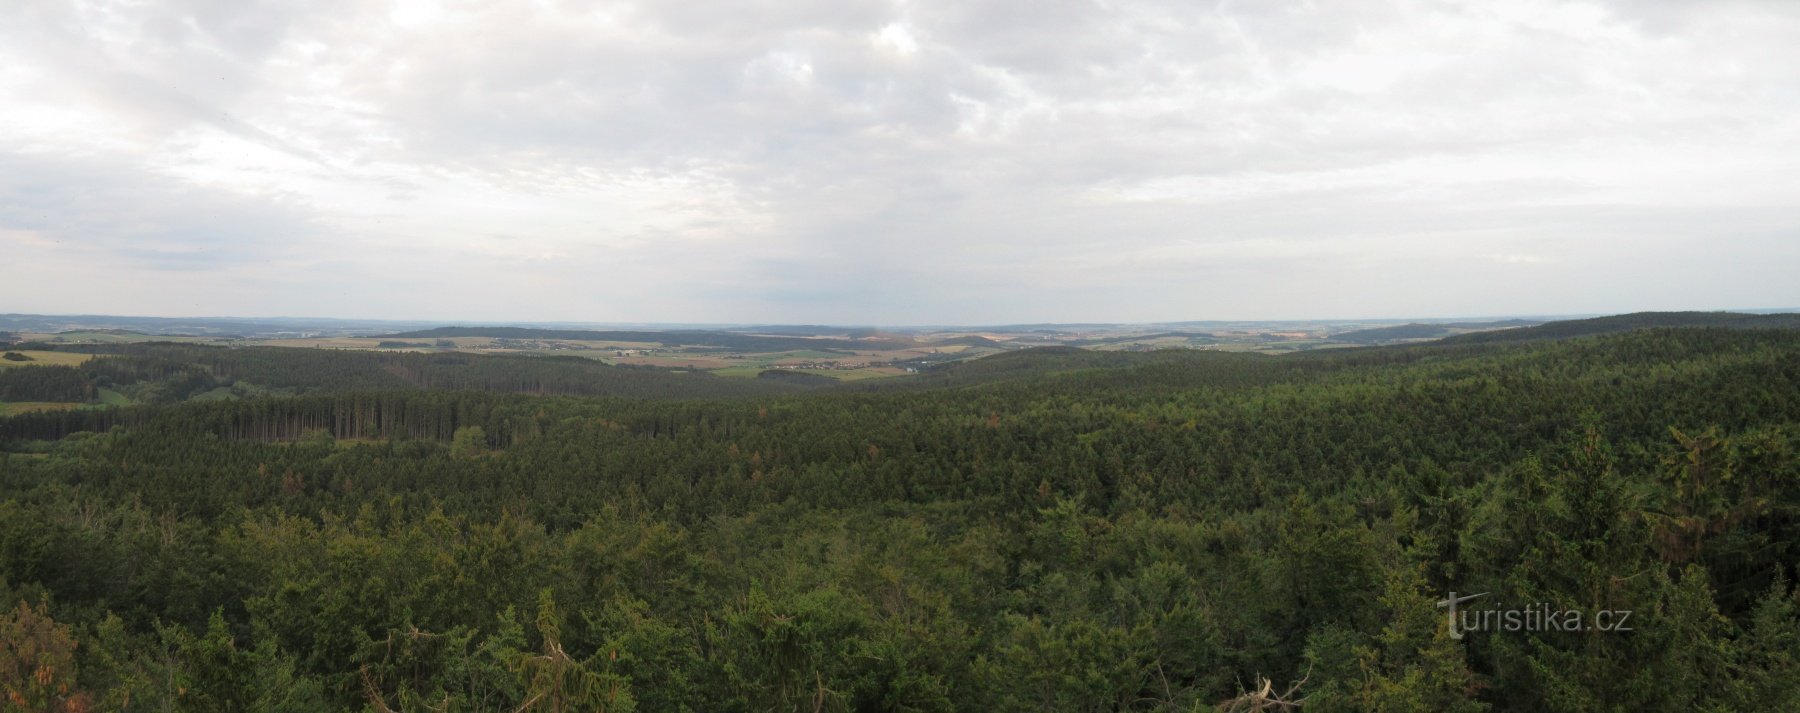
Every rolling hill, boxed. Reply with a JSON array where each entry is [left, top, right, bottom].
[[1441, 311, 1800, 344]]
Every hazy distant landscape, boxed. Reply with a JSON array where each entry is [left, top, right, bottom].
[[4, 308, 1797, 418], [6, 312, 1547, 400], [4, 310, 1797, 402]]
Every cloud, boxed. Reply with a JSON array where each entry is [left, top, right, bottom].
[[1483, 253, 1551, 265], [0, 151, 319, 270], [0, 0, 1796, 322]]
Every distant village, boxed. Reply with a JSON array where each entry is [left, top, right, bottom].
[[765, 361, 916, 373], [482, 338, 669, 356]]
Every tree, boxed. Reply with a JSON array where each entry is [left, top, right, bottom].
[[0, 601, 92, 712], [513, 591, 634, 713], [452, 426, 489, 459]]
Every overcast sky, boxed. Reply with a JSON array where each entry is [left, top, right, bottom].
[[2, 0, 1796, 324]]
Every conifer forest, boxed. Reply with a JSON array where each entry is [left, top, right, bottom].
[[3, 320, 1798, 711]]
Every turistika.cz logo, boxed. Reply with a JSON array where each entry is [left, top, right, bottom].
[[1435, 591, 1633, 640]]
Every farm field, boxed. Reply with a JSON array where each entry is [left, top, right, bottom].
[[0, 350, 95, 367], [3, 318, 1558, 373], [259, 336, 665, 352], [0, 401, 83, 416], [610, 354, 740, 369], [16, 331, 215, 344]]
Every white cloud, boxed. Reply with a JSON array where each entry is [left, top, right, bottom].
[[0, 0, 1795, 322]]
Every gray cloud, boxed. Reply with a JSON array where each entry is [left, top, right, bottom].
[[1, 0, 1796, 322], [0, 151, 318, 270]]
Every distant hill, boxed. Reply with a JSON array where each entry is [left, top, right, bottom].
[[850, 345, 1281, 393], [1333, 323, 1449, 343], [1441, 311, 1800, 344], [737, 325, 882, 339], [58, 328, 153, 336], [851, 346, 1122, 390], [929, 335, 1008, 348], [0, 313, 450, 338], [1443, 318, 1539, 330], [1333, 319, 1542, 344], [925, 345, 1127, 375], [981, 323, 1121, 331], [1068, 331, 1218, 347], [388, 326, 913, 351]]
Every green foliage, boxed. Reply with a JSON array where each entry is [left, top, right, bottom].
[[0, 326, 1795, 709], [0, 366, 93, 403], [450, 426, 488, 459]]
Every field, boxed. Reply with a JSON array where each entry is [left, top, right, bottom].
[[236, 336, 967, 382], [257, 337, 413, 349], [0, 401, 84, 416], [16, 331, 214, 344], [796, 365, 909, 380], [611, 353, 741, 369], [258, 336, 663, 353], [0, 350, 95, 367], [0, 319, 1539, 384]]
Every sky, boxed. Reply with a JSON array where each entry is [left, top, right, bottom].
[[1, 0, 1797, 325]]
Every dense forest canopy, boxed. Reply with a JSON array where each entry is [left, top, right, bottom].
[[1, 324, 1798, 710]]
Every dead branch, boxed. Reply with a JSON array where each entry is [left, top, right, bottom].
[[1218, 665, 1310, 713]]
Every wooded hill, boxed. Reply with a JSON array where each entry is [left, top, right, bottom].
[[0, 342, 801, 407], [0, 322, 1798, 711], [1332, 322, 1453, 342], [1441, 310, 1800, 344]]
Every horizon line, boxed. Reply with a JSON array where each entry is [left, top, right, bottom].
[[5, 307, 1799, 332]]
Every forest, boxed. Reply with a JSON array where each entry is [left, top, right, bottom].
[[1, 323, 1798, 711]]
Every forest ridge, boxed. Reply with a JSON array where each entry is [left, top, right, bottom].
[[0, 316, 1797, 710]]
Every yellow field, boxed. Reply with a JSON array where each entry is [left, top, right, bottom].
[[0, 350, 94, 368], [0, 402, 84, 415], [613, 354, 740, 369], [820, 366, 908, 381]]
